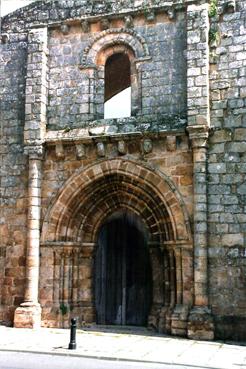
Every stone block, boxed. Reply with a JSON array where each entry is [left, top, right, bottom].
[[221, 233, 244, 247], [188, 306, 214, 341], [14, 304, 41, 328], [234, 128, 246, 141]]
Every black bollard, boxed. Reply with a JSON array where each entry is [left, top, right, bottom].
[[68, 318, 77, 350]]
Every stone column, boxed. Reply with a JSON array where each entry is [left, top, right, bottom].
[[187, 128, 214, 340], [79, 244, 96, 323], [14, 27, 48, 328], [148, 245, 164, 330], [171, 246, 189, 337], [191, 134, 209, 306], [72, 250, 79, 307], [14, 146, 43, 328], [186, 1, 214, 340], [53, 251, 60, 309]]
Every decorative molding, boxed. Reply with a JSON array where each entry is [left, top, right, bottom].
[[60, 24, 70, 35], [81, 20, 90, 33], [41, 158, 192, 244], [24, 145, 44, 159], [166, 136, 176, 152], [55, 142, 65, 159], [124, 15, 134, 28], [76, 143, 86, 159], [142, 139, 153, 154], [118, 141, 127, 155], [100, 18, 110, 31], [79, 28, 150, 69], [167, 9, 176, 20], [145, 9, 155, 22], [96, 142, 105, 157], [186, 125, 209, 148]]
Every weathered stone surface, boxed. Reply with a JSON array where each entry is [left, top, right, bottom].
[[14, 304, 41, 329], [0, 0, 246, 341]]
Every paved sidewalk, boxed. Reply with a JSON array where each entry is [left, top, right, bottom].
[[0, 325, 245, 368]]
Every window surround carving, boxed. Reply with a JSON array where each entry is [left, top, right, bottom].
[[79, 29, 151, 119]]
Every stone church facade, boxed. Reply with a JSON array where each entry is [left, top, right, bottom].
[[0, 0, 245, 341]]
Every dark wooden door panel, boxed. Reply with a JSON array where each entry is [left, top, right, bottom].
[[95, 213, 152, 326]]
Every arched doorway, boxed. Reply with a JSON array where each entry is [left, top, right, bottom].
[[95, 211, 152, 326], [41, 158, 192, 332]]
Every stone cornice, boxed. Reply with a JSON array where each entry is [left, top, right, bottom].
[[44, 127, 186, 146], [1, 0, 209, 33]]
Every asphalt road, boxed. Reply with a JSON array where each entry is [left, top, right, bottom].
[[0, 352, 209, 369]]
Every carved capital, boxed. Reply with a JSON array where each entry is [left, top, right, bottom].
[[24, 145, 44, 160], [187, 125, 209, 149], [28, 28, 48, 44]]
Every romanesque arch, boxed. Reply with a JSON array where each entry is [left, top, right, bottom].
[[42, 158, 190, 243], [80, 29, 150, 68], [40, 158, 193, 332], [79, 29, 151, 117]]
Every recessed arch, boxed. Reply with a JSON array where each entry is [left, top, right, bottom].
[[80, 29, 150, 68], [79, 30, 151, 119], [41, 158, 191, 245]]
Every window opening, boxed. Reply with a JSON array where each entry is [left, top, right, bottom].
[[104, 53, 131, 119]]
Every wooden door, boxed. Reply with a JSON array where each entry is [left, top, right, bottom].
[[95, 214, 152, 326]]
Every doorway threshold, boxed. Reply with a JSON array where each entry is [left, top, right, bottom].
[[79, 324, 163, 337]]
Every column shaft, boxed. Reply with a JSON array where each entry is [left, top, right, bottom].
[[24, 157, 42, 303], [193, 146, 208, 306]]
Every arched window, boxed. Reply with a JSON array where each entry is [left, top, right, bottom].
[[104, 53, 131, 119]]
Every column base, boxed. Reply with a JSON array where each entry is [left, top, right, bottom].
[[188, 306, 214, 340], [171, 304, 189, 337], [158, 306, 173, 334], [14, 303, 41, 328]]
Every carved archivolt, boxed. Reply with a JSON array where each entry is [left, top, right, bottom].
[[80, 28, 150, 68], [41, 158, 191, 244]]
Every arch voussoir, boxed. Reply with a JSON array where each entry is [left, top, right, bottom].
[[41, 159, 191, 244]]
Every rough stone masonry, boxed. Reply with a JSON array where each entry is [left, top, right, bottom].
[[0, 0, 245, 341]]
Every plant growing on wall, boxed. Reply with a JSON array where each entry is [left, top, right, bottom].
[[209, 0, 218, 17], [60, 303, 68, 315]]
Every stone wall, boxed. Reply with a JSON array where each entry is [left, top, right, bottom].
[[208, 0, 246, 340], [0, 36, 28, 324], [47, 13, 186, 129], [0, 0, 246, 340], [39, 133, 193, 328], [1, 0, 190, 32]]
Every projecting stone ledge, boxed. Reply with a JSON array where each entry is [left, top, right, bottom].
[[187, 306, 214, 341], [45, 115, 187, 143]]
